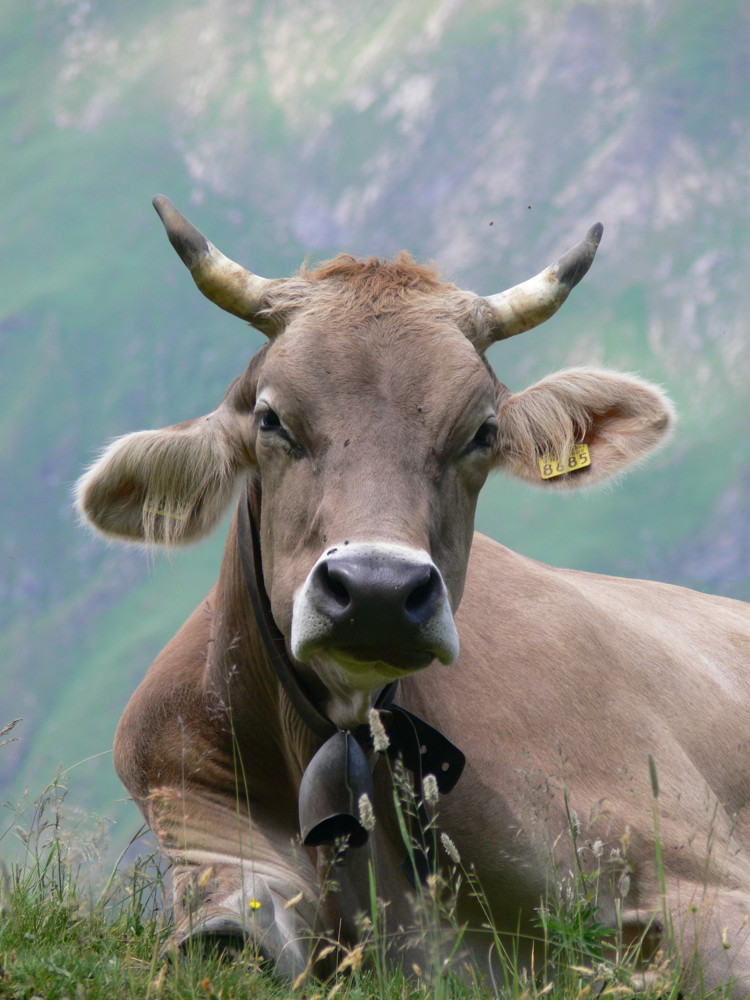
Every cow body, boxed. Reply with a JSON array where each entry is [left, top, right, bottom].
[[78, 199, 750, 995]]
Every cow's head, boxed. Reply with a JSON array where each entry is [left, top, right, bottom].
[[77, 198, 673, 725]]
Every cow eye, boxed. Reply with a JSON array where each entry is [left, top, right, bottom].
[[465, 419, 498, 455], [259, 408, 282, 432], [257, 406, 303, 457]]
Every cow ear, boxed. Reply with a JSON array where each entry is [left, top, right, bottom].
[[495, 367, 675, 488], [76, 407, 253, 545]]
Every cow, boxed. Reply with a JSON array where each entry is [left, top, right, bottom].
[[77, 197, 750, 996]]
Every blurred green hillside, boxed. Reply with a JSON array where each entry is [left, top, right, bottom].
[[1, 0, 748, 854]]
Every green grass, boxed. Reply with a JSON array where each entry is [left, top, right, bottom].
[[1, 740, 740, 1000]]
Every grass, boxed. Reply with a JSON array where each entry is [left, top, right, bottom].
[[3, 726, 742, 1000]]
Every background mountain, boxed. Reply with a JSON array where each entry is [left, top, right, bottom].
[[1, 0, 748, 859]]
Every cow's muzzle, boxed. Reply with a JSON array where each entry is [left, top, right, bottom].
[[291, 543, 459, 671]]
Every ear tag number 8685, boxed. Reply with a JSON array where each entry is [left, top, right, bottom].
[[538, 443, 591, 480]]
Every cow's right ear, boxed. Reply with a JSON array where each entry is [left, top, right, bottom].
[[75, 407, 253, 545]]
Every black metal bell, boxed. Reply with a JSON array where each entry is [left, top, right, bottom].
[[298, 731, 374, 848]]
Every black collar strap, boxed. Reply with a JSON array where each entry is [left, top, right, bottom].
[[237, 489, 343, 741], [236, 491, 465, 853]]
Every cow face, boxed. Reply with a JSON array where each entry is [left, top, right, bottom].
[[246, 285, 502, 701], [77, 199, 674, 723]]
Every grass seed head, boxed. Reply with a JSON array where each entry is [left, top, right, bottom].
[[367, 708, 389, 751]]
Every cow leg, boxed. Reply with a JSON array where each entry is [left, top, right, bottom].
[[168, 860, 314, 979], [145, 785, 321, 981], [667, 887, 750, 999]]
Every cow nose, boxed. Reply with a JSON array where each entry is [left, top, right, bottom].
[[311, 553, 443, 629], [291, 542, 460, 668]]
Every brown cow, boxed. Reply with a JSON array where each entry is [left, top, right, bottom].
[[77, 198, 750, 996]]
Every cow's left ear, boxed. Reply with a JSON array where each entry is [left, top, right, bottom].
[[495, 367, 675, 488], [76, 406, 253, 545]]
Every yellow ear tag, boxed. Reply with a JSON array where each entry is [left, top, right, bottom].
[[538, 443, 591, 480], [248, 898, 262, 910]]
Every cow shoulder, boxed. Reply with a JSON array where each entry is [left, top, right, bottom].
[[113, 592, 220, 801]]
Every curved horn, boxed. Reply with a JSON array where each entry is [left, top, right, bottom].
[[152, 195, 275, 324], [482, 223, 603, 347]]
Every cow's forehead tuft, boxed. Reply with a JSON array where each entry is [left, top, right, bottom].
[[303, 251, 443, 292], [255, 254, 479, 335]]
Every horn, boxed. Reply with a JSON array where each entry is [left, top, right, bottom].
[[152, 195, 275, 325], [482, 223, 603, 348]]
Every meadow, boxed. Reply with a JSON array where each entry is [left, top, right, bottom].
[[0, 722, 737, 1000]]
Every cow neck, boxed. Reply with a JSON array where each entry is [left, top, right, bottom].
[[235, 487, 465, 865]]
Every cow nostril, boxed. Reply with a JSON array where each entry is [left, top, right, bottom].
[[404, 567, 441, 624], [315, 562, 350, 611]]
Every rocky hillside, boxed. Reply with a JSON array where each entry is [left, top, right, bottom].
[[1, 0, 747, 846]]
